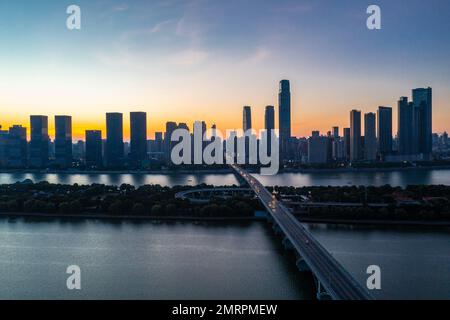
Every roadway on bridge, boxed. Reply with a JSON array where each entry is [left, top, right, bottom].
[[231, 165, 373, 300]]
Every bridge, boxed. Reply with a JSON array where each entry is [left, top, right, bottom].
[[230, 164, 373, 300]]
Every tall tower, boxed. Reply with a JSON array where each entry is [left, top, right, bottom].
[[278, 80, 291, 161], [29, 115, 49, 168], [350, 110, 361, 162], [343, 127, 350, 161], [130, 112, 147, 167], [265, 106, 275, 131], [377, 106, 393, 157], [413, 87, 432, 157], [164, 121, 178, 164], [364, 113, 377, 161], [398, 97, 414, 155], [265, 106, 275, 155], [243, 106, 252, 132], [55, 115, 72, 168], [105, 113, 124, 168]]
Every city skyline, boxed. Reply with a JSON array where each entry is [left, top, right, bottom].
[[1, 0, 450, 139], [0, 83, 444, 143]]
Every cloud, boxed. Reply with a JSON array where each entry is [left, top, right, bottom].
[[112, 4, 129, 12], [169, 49, 209, 66], [150, 19, 177, 33], [246, 47, 271, 63]]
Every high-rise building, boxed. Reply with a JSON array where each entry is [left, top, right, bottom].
[[73, 140, 85, 162], [350, 110, 362, 162], [105, 113, 124, 168], [377, 106, 393, 157], [130, 112, 147, 166], [164, 121, 178, 164], [413, 87, 432, 157], [279, 80, 291, 161], [243, 106, 252, 132], [154, 132, 163, 153], [7, 125, 27, 168], [398, 97, 414, 155], [265, 106, 275, 155], [0, 127, 8, 166], [343, 127, 350, 160], [85, 130, 103, 168], [29, 115, 49, 168], [54, 116, 72, 168], [332, 127, 339, 139], [364, 113, 377, 161], [308, 132, 328, 164]]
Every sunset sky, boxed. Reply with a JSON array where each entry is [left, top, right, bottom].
[[1, 0, 450, 140]]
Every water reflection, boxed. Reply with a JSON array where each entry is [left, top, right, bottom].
[[0, 169, 448, 187], [0, 219, 314, 299]]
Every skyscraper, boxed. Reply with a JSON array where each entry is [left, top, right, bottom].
[[164, 121, 178, 164], [105, 113, 124, 168], [154, 132, 163, 153], [265, 106, 275, 156], [265, 106, 275, 131], [350, 110, 361, 162], [7, 125, 27, 168], [377, 106, 393, 158], [364, 113, 377, 161], [243, 106, 252, 132], [85, 130, 103, 168], [54, 115, 72, 168], [308, 133, 328, 164], [29, 115, 49, 168], [398, 97, 414, 155], [130, 112, 147, 167], [279, 80, 291, 161], [332, 127, 339, 139], [343, 127, 350, 160], [413, 87, 432, 157]]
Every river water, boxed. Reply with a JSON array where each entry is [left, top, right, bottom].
[[0, 170, 449, 300], [2, 168, 450, 187], [0, 219, 448, 299]]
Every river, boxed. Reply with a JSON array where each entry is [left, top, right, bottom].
[[0, 169, 449, 299], [0, 218, 448, 299], [2, 168, 450, 187]]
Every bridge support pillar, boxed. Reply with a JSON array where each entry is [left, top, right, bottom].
[[295, 257, 311, 272], [315, 279, 332, 300], [272, 223, 282, 235], [282, 237, 294, 251]]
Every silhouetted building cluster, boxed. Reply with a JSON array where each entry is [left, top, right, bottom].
[[304, 87, 434, 165], [0, 83, 438, 170]]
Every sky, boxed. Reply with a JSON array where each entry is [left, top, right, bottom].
[[1, 0, 450, 140]]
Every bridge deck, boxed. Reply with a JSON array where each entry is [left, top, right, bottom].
[[231, 165, 373, 300]]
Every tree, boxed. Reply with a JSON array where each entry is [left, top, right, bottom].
[[69, 200, 83, 213], [151, 204, 164, 216], [7, 200, 19, 212], [59, 202, 71, 214], [108, 200, 123, 215], [165, 203, 177, 215], [132, 203, 145, 215]]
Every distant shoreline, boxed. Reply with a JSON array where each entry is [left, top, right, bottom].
[[1, 165, 450, 175], [297, 217, 450, 228], [1, 212, 449, 228], [0, 211, 263, 222]]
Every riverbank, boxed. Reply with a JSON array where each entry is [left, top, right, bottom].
[[2, 164, 450, 175], [0, 211, 265, 222], [2, 211, 449, 228], [297, 216, 450, 227]]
